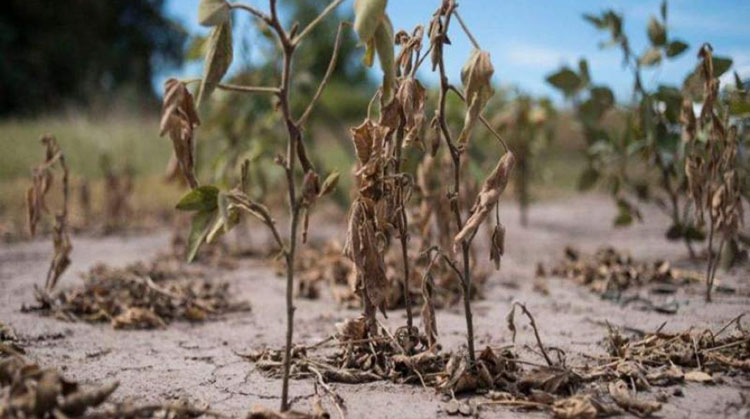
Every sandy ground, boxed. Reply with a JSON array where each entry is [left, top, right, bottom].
[[1, 195, 748, 418]]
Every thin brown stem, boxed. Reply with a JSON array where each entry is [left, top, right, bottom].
[[394, 124, 414, 338], [297, 22, 350, 127], [228, 2, 271, 23], [511, 302, 554, 367], [452, 10, 481, 50], [217, 83, 281, 94]]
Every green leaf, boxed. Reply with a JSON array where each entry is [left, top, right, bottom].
[[186, 36, 208, 61], [353, 0, 387, 44], [578, 167, 599, 191], [639, 47, 662, 67], [546, 68, 582, 96], [319, 172, 340, 196], [176, 186, 220, 211], [186, 210, 218, 262], [374, 16, 396, 102], [660, 0, 667, 21], [198, 0, 230, 27], [647, 17, 666, 46], [198, 20, 233, 105], [666, 40, 688, 58]]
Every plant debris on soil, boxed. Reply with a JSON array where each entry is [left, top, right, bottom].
[[26, 252, 250, 329], [241, 303, 750, 418], [545, 246, 703, 300]]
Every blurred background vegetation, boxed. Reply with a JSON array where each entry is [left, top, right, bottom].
[[3, 0, 745, 245]]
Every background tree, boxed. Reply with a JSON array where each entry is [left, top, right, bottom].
[[0, 0, 186, 115]]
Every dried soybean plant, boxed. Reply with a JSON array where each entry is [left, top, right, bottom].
[[343, 1, 514, 366], [160, 0, 347, 411], [428, 0, 514, 365], [26, 134, 72, 295], [683, 44, 745, 302]]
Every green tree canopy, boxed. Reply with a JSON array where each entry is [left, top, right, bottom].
[[0, 0, 186, 115]]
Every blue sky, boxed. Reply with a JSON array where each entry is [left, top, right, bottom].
[[163, 0, 750, 102]]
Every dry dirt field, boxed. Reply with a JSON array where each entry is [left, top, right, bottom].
[[1, 195, 748, 418]]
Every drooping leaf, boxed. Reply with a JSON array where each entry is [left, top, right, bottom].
[[198, 0, 230, 27], [353, 0, 387, 44], [374, 15, 396, 102], [454, 152, 515, 248], [176, 185, 220, 211], [198, 20, 233, 105], [186, 209, 218, 262], [458, 50, 494, 144], [666, 40, 688, 58]]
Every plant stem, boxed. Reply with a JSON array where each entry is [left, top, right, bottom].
[[292, 0, 346, 45], [394, 124, 414, 340], [434, 4, 476, 365]]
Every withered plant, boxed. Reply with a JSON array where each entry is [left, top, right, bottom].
[[344, 0, 514, 367], [427, 0, 514, 365], [160, 0, 347, 411], [683, 44, 745, 302], [26, 134, 72, 294]]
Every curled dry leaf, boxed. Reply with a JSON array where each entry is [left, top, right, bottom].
[[608, 380, 661, 417], [395, 25, 423, 75], [160, 79, 201, 189], [420, 264, 438, 348], [490, 223, 506, 271], [454, 152, 515, 250], [397, 78, 427, 149], [457, 50, 494, 144]]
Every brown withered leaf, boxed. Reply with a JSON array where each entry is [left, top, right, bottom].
[[160, 78, 201, 189], [608, 380, 661, 417], [490, 223, 506, 270], [454, 152, 515, 249], [27, 135, 72, 292], [420, 263, 438, 348], [395, 25, 423, 75], [457, 50, 494, 144], [398, 78, 427, 150]]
